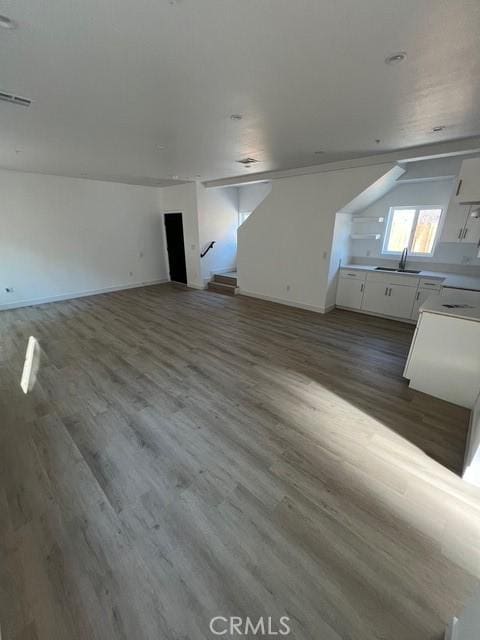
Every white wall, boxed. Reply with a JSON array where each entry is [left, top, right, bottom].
[[238, 182, 272, 214], [237, 163, 396, 312], [0, 169, 168, 310], [325, 213, 352, 310], [350, 176, 480, 267], [162, 182, 203, 289], [197, 185, 239, 283]]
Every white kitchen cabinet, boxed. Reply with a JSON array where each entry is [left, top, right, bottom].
[[411, 288, 440, 321], [455, 157, 480, 204], [439, 199, 471, 243], [336, 275, 365, 309], [362, 281, 416, 319], [404, 295, 480, 408]]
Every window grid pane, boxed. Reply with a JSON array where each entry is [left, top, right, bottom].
[[385, 209, 416, 252], [411, 208, 442, 255]]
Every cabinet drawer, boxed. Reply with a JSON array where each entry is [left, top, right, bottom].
[[366, 271, 419, 287], [339, 269, 366, 281], [419, 278, 443, 291]]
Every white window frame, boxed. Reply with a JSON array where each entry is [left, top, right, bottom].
[[382, 205, 443, 257]]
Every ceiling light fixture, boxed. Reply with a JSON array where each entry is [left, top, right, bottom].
[[385, 51, 407, 65], [230, 114, 243, 121], [432, 126, 445, 132], [237, 157, 258, 165], [0, 15, 16, 29]]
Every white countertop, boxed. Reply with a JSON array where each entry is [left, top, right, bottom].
[[420, 293, 480, 322], [341, 264, 480, 291]]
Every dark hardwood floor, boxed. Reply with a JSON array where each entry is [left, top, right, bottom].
[[1, 284, 479, 639]]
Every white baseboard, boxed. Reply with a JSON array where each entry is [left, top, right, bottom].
[[187, 282, 207, 290], [238, 289, 329, 314], [0, 279, 169, 311]]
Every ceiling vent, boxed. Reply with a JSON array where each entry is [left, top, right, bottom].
[[0, 91, 32, 107], [237, 157, 259, 165]]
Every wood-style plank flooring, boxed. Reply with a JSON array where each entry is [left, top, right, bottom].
[[1, 284, 480, 640]]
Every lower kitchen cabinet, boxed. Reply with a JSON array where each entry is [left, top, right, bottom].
[[336, 274, 365, 309], [362, 281, 417, 319], [411, 287, 441, 321]]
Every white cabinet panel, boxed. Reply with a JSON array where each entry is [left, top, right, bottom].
[[411, 289, 440, 322], [456, 157, 480, 204], [362, 281, 416, 319], [362, 281, 391, 315], [387, 284, 417, 319], [404, 312, 480, 408], [440, 200, 470, 243], [336, 277, 364, 309]]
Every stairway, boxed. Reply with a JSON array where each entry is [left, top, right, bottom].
[[207, 272, 238, 296]]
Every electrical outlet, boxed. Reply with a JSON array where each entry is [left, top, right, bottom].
[[286, 284, 291, 292], [129, 271, 134, 277], [366, 250, 371, 257], [461, 256, 472, 264]]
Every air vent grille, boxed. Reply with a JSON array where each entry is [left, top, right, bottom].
[[0, 91, 32, 107], [237, 157, 259, 165]]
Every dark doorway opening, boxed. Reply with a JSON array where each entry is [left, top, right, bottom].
[[164, 213, 187, 284]]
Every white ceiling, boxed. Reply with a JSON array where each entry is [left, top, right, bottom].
[[1, 0, 480, 185]]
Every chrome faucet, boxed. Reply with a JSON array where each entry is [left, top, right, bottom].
[[398, 247, 408, 271]]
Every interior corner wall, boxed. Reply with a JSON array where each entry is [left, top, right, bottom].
[[237, 163, 396, 312], [161, 182, 203, 289], [197, 185, 239, 284], [238, 182, 272, 213], [0, 169, 169, 310]]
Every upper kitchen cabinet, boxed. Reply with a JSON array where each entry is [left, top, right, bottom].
[[439, 198, 471, 243], [440, 158, 480, 244], [455, 157, 480, 204]]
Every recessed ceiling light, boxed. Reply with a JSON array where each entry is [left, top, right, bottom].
[[385, 51, 407, 65], [156, 144, 166, 150], [230, 114, 243, 121], [170, 175, 179, 180], [0, 15, 16, 29], [432, 126, 445, 132]]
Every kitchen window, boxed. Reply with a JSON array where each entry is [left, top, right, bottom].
[[382, 206, 443, 257]]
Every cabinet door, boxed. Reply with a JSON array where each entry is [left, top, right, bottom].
[[463, 210, 480, 245], [439, 199, 470, 243], [411, 288, 440, 322], [336, 277, 364, 309], [456, 158, 480, 204], [362, 281, 391, 315], [387, 284, 417, 319]]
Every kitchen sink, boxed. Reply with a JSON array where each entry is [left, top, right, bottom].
[[374, 267, 421, 274]]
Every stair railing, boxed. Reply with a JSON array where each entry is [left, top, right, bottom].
[[200, 241, 216, 258]]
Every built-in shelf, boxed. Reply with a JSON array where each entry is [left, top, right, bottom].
[[350, 233, 382, 240], [352, 217, 384, 223]]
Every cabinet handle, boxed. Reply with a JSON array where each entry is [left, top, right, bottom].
[[416, 291, 420, 300], [388, 288, 392, 296], [456, 179, 463, 196], [360, 283, 364, 292], [458, 227, 464, 239], [384, 287, 388, 296], [463, 227, 469, 239]]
